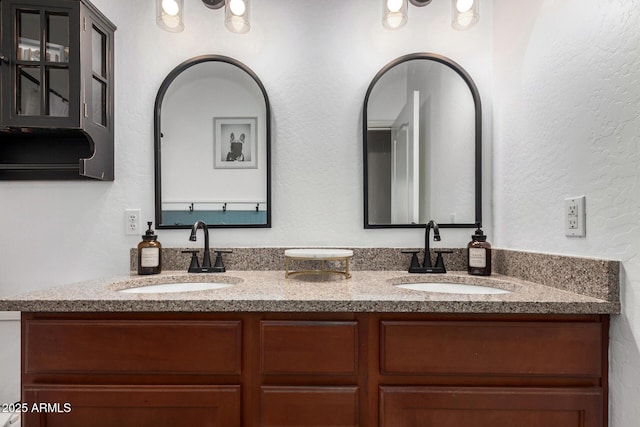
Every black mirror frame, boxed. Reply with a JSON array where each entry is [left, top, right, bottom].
[[363, 52, 482, 229], [154, 55, 272, 229]]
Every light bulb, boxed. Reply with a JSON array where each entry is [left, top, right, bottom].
[[229, 0, 246, 16], [382, 0, 407, 30], [451, 0, 478, 30], [161, 0, 180, 16], [225, 0, 250, 33], [456, 14, 473, 27], [455, 0, 473, 13], [386, 0, 404, 13], [157, 0, 183, 32], [385, 13, 404, 29], [161, 14, 181, 28]]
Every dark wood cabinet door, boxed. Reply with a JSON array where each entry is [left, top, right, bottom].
[[260, 320, 359, 375], [380, 386, 603, 427], [24, 318, 242, 376], [1, 0, 81, 128], [22, 384, 241, 427], [380, 320, 602, 377], [261, 386, 359, 427]]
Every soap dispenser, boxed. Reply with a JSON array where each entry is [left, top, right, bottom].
[[138, 221, 162, 275], [467, 223, 491, 276]]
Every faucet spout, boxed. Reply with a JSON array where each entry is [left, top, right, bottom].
[[423, 220, 440, 268], [189, 220, 212, 271]]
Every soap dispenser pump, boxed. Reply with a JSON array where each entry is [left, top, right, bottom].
[[467, 223, 491, 276], [138, 221, 162, 275]]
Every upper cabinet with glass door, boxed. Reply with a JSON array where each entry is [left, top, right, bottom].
[[0, 0, 115, 180]]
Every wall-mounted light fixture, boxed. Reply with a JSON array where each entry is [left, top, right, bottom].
[[451, 0, 479, 30], [382, 0, 478, 31], [156, 0, 184, 33], [225, 0, 251, 34], [157, 0, 251, 34], [382, 0, 409, 30]]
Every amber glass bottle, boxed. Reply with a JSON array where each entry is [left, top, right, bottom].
[[138, 222, 162, 275], [467, 225, 491, 276]]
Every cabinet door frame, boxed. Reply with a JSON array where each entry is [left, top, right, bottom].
[[1, 0, 81, 129], [77, 2, 115, 179], [380, 386, 604, 427], [22, 384, 241, 427]]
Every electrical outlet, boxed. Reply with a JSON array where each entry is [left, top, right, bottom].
[[124, 209, 141, 235], [565, 196, 586, 237]]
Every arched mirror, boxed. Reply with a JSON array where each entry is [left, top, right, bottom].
[[363, 53, 481, 228], [154, 55, 271, 228]]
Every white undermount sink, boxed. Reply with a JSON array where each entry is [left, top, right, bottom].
[[396, 282, 511, 295], [119, 282, 234, 294]]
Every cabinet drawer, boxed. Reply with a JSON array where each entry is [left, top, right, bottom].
[[380, 321, 602, 377], [24, 319, 241, 375], [380, 386, 603, 427], [260, 321, 358, 375], [261, 386, 359, 426], [22, 384, 240, 427]]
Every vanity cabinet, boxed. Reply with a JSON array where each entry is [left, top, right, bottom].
[[0, 0, 115, 180], [376, 317, 606, 427], [380, 386, 603, 426], [22, 385, 241, 425], [21, 312, 608, 426], [21, 314, 243, 425], [258, 320, 363, 426]]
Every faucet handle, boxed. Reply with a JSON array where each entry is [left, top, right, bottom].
[[434, 250, 453, 272], [181, 250, 200, 273], [212, 250, 233, 273], [401, 250, 421, 272]]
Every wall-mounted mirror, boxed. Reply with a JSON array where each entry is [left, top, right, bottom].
[[363, 53, 481, 228], [154, 55, 271, 228]]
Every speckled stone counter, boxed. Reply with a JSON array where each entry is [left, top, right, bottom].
[[133, 247, 619, 301], [0, 268, 620, 314]]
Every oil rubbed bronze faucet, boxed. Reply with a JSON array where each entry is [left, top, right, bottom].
[[182, 220, 231, 273], [402, 220, 452, 273]]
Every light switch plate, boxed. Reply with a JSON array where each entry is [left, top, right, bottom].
[[565, 196, 586, 237]]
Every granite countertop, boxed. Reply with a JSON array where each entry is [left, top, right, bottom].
[[0, 269, 620, 314]]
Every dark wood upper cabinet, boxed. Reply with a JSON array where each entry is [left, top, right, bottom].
[[0, 0, 115, 180]]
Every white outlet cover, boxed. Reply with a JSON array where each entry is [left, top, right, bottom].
[[565, 196, 586, 237], [125, 209, 141, 235]]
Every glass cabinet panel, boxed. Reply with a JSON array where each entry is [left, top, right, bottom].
[[48, 68, 69, 116], [46, 13, 69, 63], [14, 7, 70, 118], [92, 78, 106, 125], [91, 27, 105, 77], [91, 26, 107, 126], [18, 66, 40, 115], [17, 11, 42, 116], [18, 11, 40, 62]]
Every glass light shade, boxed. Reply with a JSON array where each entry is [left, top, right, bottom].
[[225, 0, 251, 34], [157, 0, 184, 32], [382, 0, 408, 30], [451, 0, 479, 30]]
